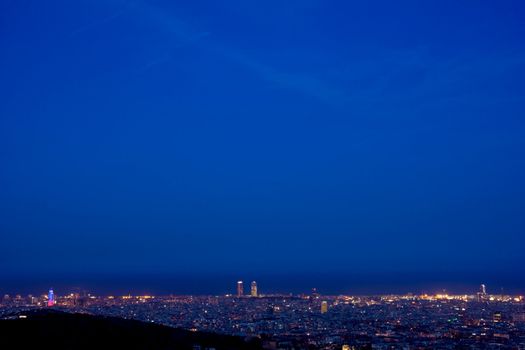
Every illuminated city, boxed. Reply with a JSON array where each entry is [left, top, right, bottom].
[[2, 282, 525, 349]]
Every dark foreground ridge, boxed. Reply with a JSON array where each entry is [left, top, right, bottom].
[[0, 309, 262, 350]]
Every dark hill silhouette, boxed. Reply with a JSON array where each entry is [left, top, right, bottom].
[[0, 309, 262, 350]]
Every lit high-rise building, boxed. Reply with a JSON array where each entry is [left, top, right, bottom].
[[237, 281, 244, 297], [321, 300, 328, 313], [48, 288, 55, 307], [251, 281, 257, 297], [477, 283, 488, 302], [480, 284, 487, 295]]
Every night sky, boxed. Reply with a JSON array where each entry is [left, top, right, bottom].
[[1, 0, 524, 295]]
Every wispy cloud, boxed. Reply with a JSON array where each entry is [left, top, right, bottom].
[[129, 1, 348, 106], [135, 32, 211, 73], [69, 1, 136, 38], [88, 1, 525, 110]]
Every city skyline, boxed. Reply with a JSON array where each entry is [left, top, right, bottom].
[[3, 286, 524, 349], [3, 281, 524, 300], [1, 277, 524, 297]]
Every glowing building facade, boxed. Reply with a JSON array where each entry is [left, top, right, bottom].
[[237, 281, 243, 297], [251, 281, 257, 297], [478, 283, 488, 302], [321, 301, 328, 313], [48, 288, 55, 307]]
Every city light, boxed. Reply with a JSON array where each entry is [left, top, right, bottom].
[[2, 282, 524, 349]]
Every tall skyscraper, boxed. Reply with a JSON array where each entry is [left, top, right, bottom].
[[251, 281, 258, 297], [477, 283, 488, 302], [237, 281, 244, 297], [321, 301, 328, 313], [480, 284, 487, 295], [48, 288, 55, 307]]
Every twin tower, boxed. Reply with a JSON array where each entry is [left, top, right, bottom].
[[237, 281, 257, 297]]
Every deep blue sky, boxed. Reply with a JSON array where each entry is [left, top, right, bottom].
[[1, 0, 524, 294]]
